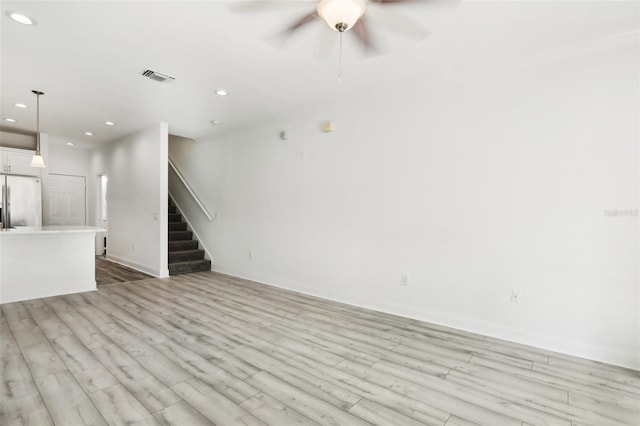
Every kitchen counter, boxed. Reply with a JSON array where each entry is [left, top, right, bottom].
[[0, 225, 105, 235], [0, 226, 105, 303]]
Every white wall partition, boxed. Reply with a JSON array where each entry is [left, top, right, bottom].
[[0, 228, 99, 303], [169, 44, 639, 369], [89, 124, 169, 277]]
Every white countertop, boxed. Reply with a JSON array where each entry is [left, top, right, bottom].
[[0, 225, 106, 236]]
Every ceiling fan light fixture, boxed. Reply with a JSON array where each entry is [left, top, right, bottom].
[[317, 0, 366, 32]]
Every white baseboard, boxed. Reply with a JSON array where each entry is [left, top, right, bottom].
[[106, 254, 160, 278], [379, 300, 640, 371]]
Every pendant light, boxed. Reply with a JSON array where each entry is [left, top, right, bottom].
[[30, 90, 45, 168]]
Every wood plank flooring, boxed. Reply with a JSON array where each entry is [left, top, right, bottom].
[[95, 256, 153, 286], [1, 271, 639, 426]]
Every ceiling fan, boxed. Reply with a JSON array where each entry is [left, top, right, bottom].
[[289, 0, 419, 49], [232, 0, 454, 78], [233, 0, 452, 51]]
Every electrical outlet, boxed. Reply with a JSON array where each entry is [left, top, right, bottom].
[[511, 289, 521, 303], [248, 251, 253, 260], [400, 273, 409, 286]]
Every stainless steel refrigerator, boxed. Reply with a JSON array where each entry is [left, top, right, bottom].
[[0, 174, 42, 229]]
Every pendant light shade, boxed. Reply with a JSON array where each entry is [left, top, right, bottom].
[[317, 0, 366, 32], [30, 154, 45, 168], [31, 90, 46, 168]]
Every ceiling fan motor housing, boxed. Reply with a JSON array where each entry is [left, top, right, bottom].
[[335, 22, 348, 32], [317, 0, 366, 32]]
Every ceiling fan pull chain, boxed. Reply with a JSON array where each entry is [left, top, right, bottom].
[[338, 31, 343, 81]]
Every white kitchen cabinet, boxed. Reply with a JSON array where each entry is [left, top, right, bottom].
[[0, 148, 40, 176]]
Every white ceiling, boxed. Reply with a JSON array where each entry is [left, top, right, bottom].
[[1, 0, 637, 149]]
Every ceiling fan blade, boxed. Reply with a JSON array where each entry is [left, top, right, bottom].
[[352, 17, 376, 51], [284, 11, 319, 34], [267, 10, 319, 47]]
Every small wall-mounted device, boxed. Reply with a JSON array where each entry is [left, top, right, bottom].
[[279, 130, 288, 140], [321, 121, 334, 133]]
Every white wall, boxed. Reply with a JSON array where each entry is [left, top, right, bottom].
[[170, 44, 639, 369], [47, 137, 90, 177], [89, 124, 168, 277]]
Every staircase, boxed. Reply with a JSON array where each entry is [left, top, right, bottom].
[[168, 198, 211, 275]]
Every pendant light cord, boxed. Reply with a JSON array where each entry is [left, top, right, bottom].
[[29, 90, 46, 168], [36, 93, 40, 154]]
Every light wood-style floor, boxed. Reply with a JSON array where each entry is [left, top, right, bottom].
[[1, 272, 639, 426], [95, 256, 153, 286]]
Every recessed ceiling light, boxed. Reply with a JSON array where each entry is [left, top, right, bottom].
[[104, 121, 115, 126], [15, 103, 27, 108], [66, 142, 75, 146], [4, 118, 17, 123], [6, 11, 35, 25], [215, 89, 229, 96], [84, 132, 94, 136]]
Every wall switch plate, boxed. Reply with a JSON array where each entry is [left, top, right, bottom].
[[400, 274, 409, 286], [511, 289, 521, 303]]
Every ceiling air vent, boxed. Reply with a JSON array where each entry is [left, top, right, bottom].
[[142, 69, 175, 83]]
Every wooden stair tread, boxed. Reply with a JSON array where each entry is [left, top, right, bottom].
[[168, 259, 210, 266], [169, 249, 202, 255], [168, 259, 211, 274]]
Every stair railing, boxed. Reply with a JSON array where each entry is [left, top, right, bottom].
[[168, 157, 213, 222]]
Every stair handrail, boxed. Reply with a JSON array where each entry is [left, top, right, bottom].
[[168, 157, 213, 222]]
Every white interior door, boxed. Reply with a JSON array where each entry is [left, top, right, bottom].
[[44, 174, 86, 226]]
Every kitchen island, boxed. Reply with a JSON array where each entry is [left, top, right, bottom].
[[0, 226, 104, 304]]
